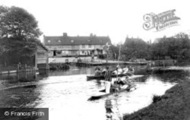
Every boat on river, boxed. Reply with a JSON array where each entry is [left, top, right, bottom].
[[88, 83, 136, 101], [87, 73, 132, 81], [88, 75, 144, 101]]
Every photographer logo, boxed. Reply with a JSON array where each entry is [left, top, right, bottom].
[[143, 9, 180, 31]]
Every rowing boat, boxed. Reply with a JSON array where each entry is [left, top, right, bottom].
[[88, 75, 143, 101], [88, 85, 135, 101], [87, 73, 132, 81]]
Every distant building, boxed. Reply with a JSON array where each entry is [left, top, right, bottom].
[[35, 42, 49, 70], [44, 33, 111, 63]]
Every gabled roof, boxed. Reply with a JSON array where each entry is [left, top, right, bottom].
[[44, 34, 111, 46], [36, 41, 49, 51]]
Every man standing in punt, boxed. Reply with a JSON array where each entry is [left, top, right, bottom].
[[104, 66, 112, 93]]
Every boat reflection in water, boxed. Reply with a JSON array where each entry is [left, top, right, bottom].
[[105, 98, 124, 120], [0, 66, 187, 120]]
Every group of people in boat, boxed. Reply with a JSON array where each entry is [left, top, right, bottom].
[[95, 65, 134, 77], [95, 65, 135, 94]]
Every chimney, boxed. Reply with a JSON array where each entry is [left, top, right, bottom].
[[63, 33, 67, 37], [90, 33, 93, 37]]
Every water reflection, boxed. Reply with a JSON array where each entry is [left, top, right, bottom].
[[0, 84, 40, 108], [49, 66, 95, 76], [114, 76, 176, 115], [0, 66, 189, 120], [105, 98, 123, 120], [150, 70, 190, 82]]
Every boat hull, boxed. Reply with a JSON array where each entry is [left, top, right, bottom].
[[88, 86, 134, 101], [87, 73, 132, 81]]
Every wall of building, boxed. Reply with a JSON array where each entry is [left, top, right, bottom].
[[49, 56, 98, 63], [46, 44, 106, 57], [36, 45, 49, 70], [46, 45, 104, 50]]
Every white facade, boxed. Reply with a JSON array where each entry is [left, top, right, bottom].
[[46, 44, 105, 57], [44, 34, 111, 63]]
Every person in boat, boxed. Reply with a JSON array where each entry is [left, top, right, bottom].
[[128, 66, 135, 75], [104, 66, 112, 93], [117, 65, 123, 74], [95, 67, 102, 76], [113, 77, 126, 91], [113, 68, 118, 75], [122, 66, 129, 75], [115, 78, 125, 86], [125, 75, 136, 91], [102, 68, 107, 75], [112, 65, 124, 91], [113, 65, 123, 75]]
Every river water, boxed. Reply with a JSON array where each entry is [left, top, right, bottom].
[[0, 66, 189, 120]]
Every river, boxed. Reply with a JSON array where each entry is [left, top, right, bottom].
[[0, 65, 189, 120]]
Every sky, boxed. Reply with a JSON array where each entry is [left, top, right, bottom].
[[1, 0, 190, 44]]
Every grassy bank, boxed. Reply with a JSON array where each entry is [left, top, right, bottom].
[[123, 80, 190, 120], [177, 60, 190, 66]]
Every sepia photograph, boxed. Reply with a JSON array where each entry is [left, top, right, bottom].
[[0, 0, 190, 120]]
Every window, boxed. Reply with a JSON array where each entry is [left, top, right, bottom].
[[37, 52, 45, 57], [89, 45, 91, 48], [82, 45, 85, 48], [48, 40, 51, 43]]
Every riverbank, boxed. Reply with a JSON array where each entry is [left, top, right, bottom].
[[123, 79, 190, 120]]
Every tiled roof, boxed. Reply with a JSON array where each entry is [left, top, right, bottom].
[[44, 35, 111, 46], [37, 41, 49, 51]]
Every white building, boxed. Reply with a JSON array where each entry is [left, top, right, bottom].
[[44, 33, 112, 63]]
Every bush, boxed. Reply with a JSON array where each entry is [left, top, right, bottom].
[[98, 54, 106, 59], [49, 63, 70, 71]]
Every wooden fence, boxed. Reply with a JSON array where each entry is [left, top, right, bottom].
[[0, 64, 36, 76]]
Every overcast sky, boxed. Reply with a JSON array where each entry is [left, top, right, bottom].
[[1, 0, 190, 44]]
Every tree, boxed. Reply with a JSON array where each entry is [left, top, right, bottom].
[[121, 37, 149, 60], [0, 6, 41, 39], [150, 33, 190, 62], [109, 45, 119, 60], [0, 6, 42, 66]]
